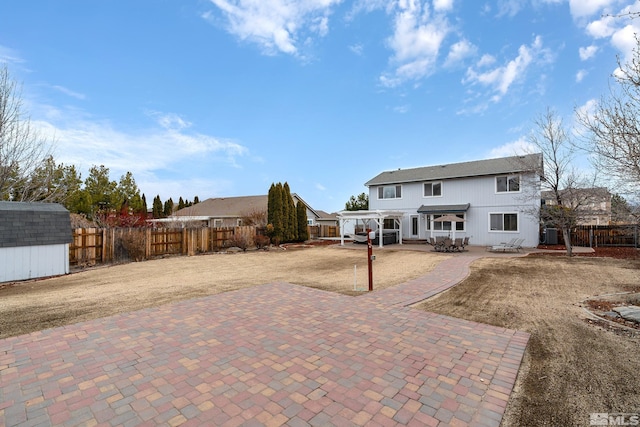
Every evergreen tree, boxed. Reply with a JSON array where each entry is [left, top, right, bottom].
[[296, 201, 309, 242], [267, 183, 284, 244], [283, 182, 297, 242], [115, 171, 143, 213], [345, 193, 369, 211], [193, 196, 200, 204], [163, 198, 174, 217], [178, 197, 185, 211], [152, 195, 163, 218], [141, 194, 148, 218], [84, 165, 118, 214]]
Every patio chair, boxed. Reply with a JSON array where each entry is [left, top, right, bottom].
[[490, 238, 524, 252], [462, 237, 470, 250], [453, 238, 464, 252]]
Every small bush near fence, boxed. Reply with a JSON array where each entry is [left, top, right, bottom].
[[254, 235, 270, 249], [117, 233, 146, 262]]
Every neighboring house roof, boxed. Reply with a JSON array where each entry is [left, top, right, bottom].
[[541, 187, 611, 202], [291, 193, 320, 220], [0, 202, 72, 248], [365, 153, 543, 186], [173, 193, 320, 220], [174, 195, 268, 218], [315, 210, 337, 220]]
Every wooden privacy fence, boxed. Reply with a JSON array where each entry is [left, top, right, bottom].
[[70, 226, 258, 266], [570, 224, 639, 248]]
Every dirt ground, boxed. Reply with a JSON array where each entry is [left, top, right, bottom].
[[1, 243, 639, 426], [417, 251, 640, 427]]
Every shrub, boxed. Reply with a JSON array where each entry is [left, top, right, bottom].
[[227, 234, 251, 252], [118, 233, 146, 261], [254, 234, 270, 249]]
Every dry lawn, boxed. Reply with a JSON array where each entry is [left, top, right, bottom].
[[416, 254, 640, 427], [0, 245, 444, 339]]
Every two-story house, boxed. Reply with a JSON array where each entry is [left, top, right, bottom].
[[341, 154, 542, 248]]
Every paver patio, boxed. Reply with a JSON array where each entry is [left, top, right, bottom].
[[0, 255, 529, 426]]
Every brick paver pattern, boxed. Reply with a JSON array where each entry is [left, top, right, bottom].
[[0, 255, 529, 426]]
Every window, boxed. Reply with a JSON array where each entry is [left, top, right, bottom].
[[237, 219, 243, 226], [490, 213, 518, 231], [423, 182, 442, 197], [378, 185, 402, 199], [430, 214, 464, 231], [307, 219, 314, 225], [213, 219, 223, 228], [383, 218, 398, 229], [411, 216, 418, 236], [496, 175, 520, 192]]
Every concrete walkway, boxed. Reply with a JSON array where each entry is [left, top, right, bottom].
[[0, 255, 529, 427]]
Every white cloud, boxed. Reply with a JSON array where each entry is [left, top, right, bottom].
[[576, 69, 588, 82], [489, 137, 537, 158], [0, 45, 25, 65], [444, 39, 477, 67], [433, 0, 454, 12], [585, 14, 617, 38], [569, 0, 618, 19], [477, 54, 496, 67], [315, 183, 326, 191], [379, 1, 451, 87], [576, 98, 599, 120], [204, 0, 343, 56], [611, 24, 640, 60], [497, 0, 527, 17], [50, 85, 86, 100], [393, 104, 410, 113], [32, 109, 249, 190], [463, 36, 549, 102], [349, 43, 364, 56], [579, 44, 599, 60]]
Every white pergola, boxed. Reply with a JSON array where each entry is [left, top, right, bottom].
[[337, 210, 405, 247]]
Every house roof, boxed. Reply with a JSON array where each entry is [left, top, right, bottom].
[[174, 195, 268, 218], [0, 202, 72, 248], [315, 210, 337, 220], [173, 193, 320, 219], [365, 153, 543, 186]]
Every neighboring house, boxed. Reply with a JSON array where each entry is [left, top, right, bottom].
[[541, 188, 612, 226], [0, 202, 72, 283], [155, 194, 320, 228], [341, 154, 543, 247]]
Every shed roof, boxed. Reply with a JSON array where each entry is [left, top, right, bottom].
[[365, 153, 542, 186], [0, 202, 72, 248]]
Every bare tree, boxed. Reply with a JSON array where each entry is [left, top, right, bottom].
[[529, 108, 598, 256], [577, 37, 640, 200], [0, 64, 56, 201]]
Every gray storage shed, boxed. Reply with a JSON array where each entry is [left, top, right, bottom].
[[0, 202, 73, 282]]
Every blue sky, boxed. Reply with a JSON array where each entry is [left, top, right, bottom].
[[1, 0, 638, 213]]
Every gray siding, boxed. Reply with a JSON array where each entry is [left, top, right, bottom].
[[0, 202, 73, 248], [369, 173, 541, 247]]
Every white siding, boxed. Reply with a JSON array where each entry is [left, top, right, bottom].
[[0, 244, 69, 283], [369, 173, 540, 247]]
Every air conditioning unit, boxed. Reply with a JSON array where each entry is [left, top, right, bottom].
[[544, 228, 558, 245]]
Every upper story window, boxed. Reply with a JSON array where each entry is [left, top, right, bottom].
[[378, 185, 402, 199], [496, 175, 520, 193], [423, 182, 442, 197]]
